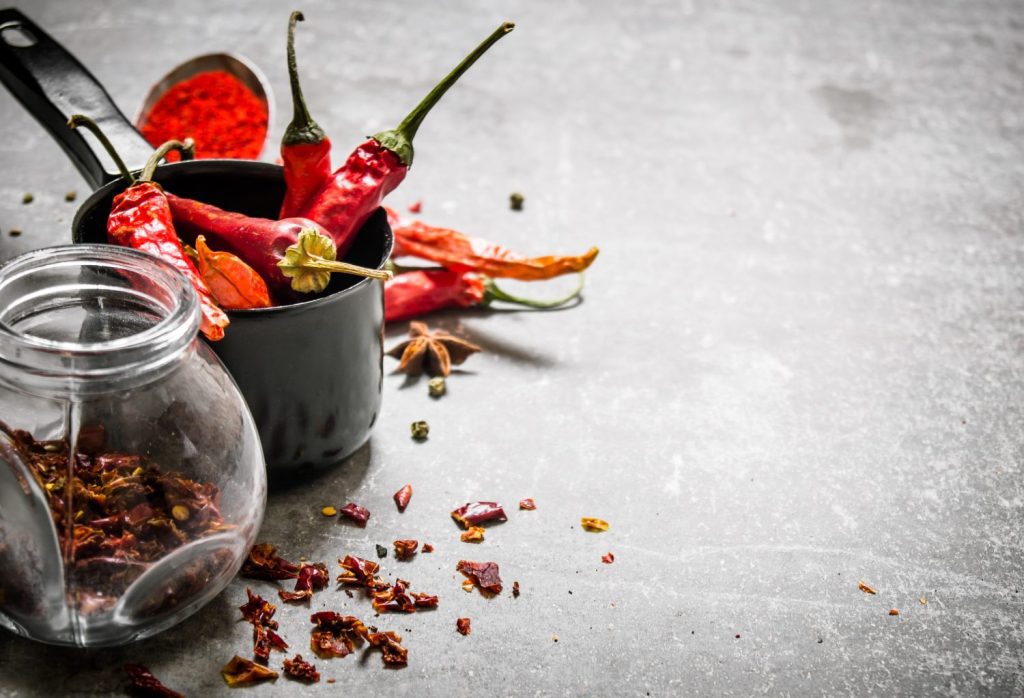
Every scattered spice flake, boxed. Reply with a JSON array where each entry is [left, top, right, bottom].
[[386, 322, 482, 378], [601, 552, 615, 564], [518, 498, 537, 510], [512, 581, 520, 598], [8, 228, 22, 237], [282, 654, 320, 683], [253, 623, 289, 664], [889, 609, 900, 616], [372, 579, 418, 613], [394, 484, 413, 512], [65, 191, 77, 202], [21, 193, 33, 204], [279, 562, 330, 603], [462, 580, 474, 593], [239, 588, 278, 629], [394, 539, 419, 560], [221, 656, 278, 687], [241, 543, 300, 580], [460, 526, 485, 543], [858, 580, 877, 595], [408, 200, 423, 214], [321, 506, 337, 517], [376, 544, 388, 559], [309, 612, 369, 658], [919, 597, 928, 605], [337, 555, 382, 588], [412, 592, 439, 609], [411, 420, 429, 441], [338, 503, 371, 527], [457, 560, 503, 595], [367, 630, 408, 666], [581, 517, 609, 532], [124, 664, 183, 698], [451, 502, 508, 528], [422, 543, 434, 553], [327, 678, 336, 684], [456, 618, 472, 636]]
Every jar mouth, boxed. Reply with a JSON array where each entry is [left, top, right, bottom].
[[0, 245, 199, 389]]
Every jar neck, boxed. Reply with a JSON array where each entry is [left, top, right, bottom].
[[0, 245, 201, 398]]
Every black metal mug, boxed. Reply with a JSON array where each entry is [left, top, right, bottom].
[[0, 8, 392, 471]]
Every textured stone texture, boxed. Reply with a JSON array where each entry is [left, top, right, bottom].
[[1, 0, 1023, 695]]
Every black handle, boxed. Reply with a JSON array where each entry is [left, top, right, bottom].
[[0, 7, 153, 190]]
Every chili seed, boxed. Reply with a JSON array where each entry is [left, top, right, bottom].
[[8, 228, 22, 237], [428, 377, 446, 398], [509, 192, 524, 211], [321, 506, 337, 517], [21, 193, 33, 204], [411, 420, 429, 441], [171, 504, 191, 521], [64, 191, 77, 202]]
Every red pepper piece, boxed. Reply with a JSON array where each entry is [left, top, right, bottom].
[[407, 200, 422, 214], [456, 618, 471, 636], [412, 592, 439, 609], [512, 581, 520, 598], [336, 554, 381, 587], [393, 539, 419, 560], [372, 579, 417, 614], [221, 656, 278, 687], [519, 498, 537, 511], [309, 612, 369, 658], [241, 543, 300, 580], [239, 588, 279, 629], [279, 12, 332, 218], [124, 664, 184, 698], [385, 269, 584, 322], [296, 24, 514, 260], [68, 116, 229, 341], [456, 560, 503, 595], [366, 630, 408, 667], [279, 562, 330, 603], [422, 543, 434, 553], [195, 235, 272, 310], [602, 552, 615, 564], [253, 623, 288, 665], [387, 207, 599, 280], [451, 502, 507, 529], [394, 484, 413, 512], [282, 654, 320, 683], [337, 502, 371, 527], [460, 527, 485, 543]]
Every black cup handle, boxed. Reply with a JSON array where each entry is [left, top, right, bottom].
[[0, 7, 154, 190]]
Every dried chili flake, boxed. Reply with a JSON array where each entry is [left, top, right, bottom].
[[337, 555, 382, 588], [309, 611, 369, 658], [460, 526, 485, 543], [241, 543, 300, 580], [394, 484, 413, 512], [321, 506, 337, 517], [451, 502, 507, 528], [456, 618, 472, 636], [221, 656, 278, 687], [279, 562, 330, 603], [124, 664, 183, 698], [253, 623, 289, 665], [372, 579, 417, 614], [581, 517, 609, 532], [858, 580, 877, 595], [338, 502, 371, 527], [889, 609, 900, 616], [239, 588, 278, 629], [367, 630, 408, 667], [412, 592, 439, 609], [919, 597, 928, 605], [457, 560, 503, 595], [394, 539, 419, 560], [512, 581, 520, 598], [601, 552, 615, 564], [519, 498, 537, 510], [422, 543, 434, 553], [408, 200, 423, 214], [282, 654, 320, 683], [462, 580, 474, 593]]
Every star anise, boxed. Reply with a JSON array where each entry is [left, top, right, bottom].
[[386, 321, 481, 377]]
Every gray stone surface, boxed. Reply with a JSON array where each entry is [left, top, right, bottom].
[[1, 0, 1023, 695]]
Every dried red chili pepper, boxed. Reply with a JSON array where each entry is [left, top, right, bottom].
[[457, 560, 503, 595], [239, 588, 279, 629], [412, 592, 439, 609], [253, 622, 289, 665], [387, 207, 599, 280], [295, 24, 514, 260], [602, 552, 615, 564], [422, 543, 435, 553], [140, 71, 267, 160], [282, 654, 320, 683], [279, 562, 330, 603], [221, 656, 278, 687], [394, 484, 413, 512], [385, 269, 583, 322], [372, 579, 416, 614], [68, 115, 229, 341], [460, 526, 485, 543], [366, 630, 408, 667], [456, 618, 472, 636], [195, 235, 271, 310], [309, 611, 369, 658], [451, 502, 507, 528], [337, 502, 371, 527], [167, 194, 389, 303], [279, 12, 333, 218], [393, 539, 419, 560], [337, 555, 382, 588], [241, 543, 300, 580], [124, 664, 184, 698], [519, 498, 537, 511]]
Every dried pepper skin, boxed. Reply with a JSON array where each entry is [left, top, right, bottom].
[[581, 517, 609, 532], [451, 502, 507, 528], [337, 555, 383, 588], [422, 543, 435, 553], [241, 543, 300, 580], [309, 611, 369, 658], [518, 498, 537, 511], [456, 618, 472, 636], [394, 484, 413, 512], [460, 527, 485, 543], [124, 664, 184, 698], [457, 560, 503, 595], [221, 656, 278, 686], [338, 502, 371, 527], [387, 207, 599, 280], [239, 588, 279, 629], [394, 539, 419, 560], [602, 552, 615, 564], [279, 562, 330, 603], [283, 654, 320, 683], [367, 630, 409, 666]]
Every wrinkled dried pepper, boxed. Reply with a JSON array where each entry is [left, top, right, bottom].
[[451, 502, 507, 528]]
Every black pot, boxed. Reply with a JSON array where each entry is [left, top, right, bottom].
[[0, 8, 392, 471]]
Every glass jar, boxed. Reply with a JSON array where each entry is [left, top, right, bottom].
[[0, 245, 266, 647]]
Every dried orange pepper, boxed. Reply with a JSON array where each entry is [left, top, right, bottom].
[[581, 517, 609, 532], [196, 235, 272, 310]]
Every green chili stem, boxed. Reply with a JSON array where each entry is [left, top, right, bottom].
[[67, 115, 134, 183], [298, 257, 393, 280], [282, 10, 326, 146], [483, 274, 585, 309], [140, 139, 195, 182], [373, 22, 514, 165]]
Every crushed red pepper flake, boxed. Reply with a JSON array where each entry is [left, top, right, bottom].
[[408, 200, 422, 214], [457, 560, 503, 595], [367, 630, 408, 667], [338, 502, 371, 527], [282, 654, 320, 683], [889, 609, 900, 616], [858, 580, 877, 595], [460, 526, 485, 543], [451, 502, 507, 529], [580, 517, 609, 532], [309, 611, 369, 658], [394, 484, 413, 512], [241, 543, 300, 580], [124, 664, 183, 698], [337, 555, 385, 589], [394, 539, 419, 560], [518, 498, 537, 510], [279, 562, 330, 603], [253, 623, 289, 665], [221, 656, 278, 687], [601, 552, 615, 564], [456, 618, 472, 636], [239, 588, 279, 629], [512, 581, 520, 598], [412, 592, 439, 609], [422, 543, 434, 553]]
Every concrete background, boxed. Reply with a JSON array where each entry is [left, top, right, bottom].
[[0, 0, 1022, 695]]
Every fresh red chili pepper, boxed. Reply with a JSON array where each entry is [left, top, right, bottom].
[[279, 11, 332, 218], [386, 207, 599, 280], [336, 502, 371, 527], [68, 115, 230, 341], [393, 484, 413, 512], [195, 235, 272, 310], [451, 501, 507, 528], [295, 23, 514, 259], [384, 268, 584, 322], [166, 193, 389, 302]]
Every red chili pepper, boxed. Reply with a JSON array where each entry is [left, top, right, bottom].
[[451, 502, 507, 528], [386, 207, 599, 280], [393, 539, 418, 560], [336, 502, 370, 527], [384, 268, 584, 322], [295, 23, 514, 259], [166, 194, 389, 302], [195, 235, 272, 310], [68, 115, 230, 341], [456, 560, 503, 595], [279, 12, 332, 218], [393, 484, 412, 512]]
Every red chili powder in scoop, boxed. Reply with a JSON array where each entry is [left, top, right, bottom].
[[140, 70, 267, 160]]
